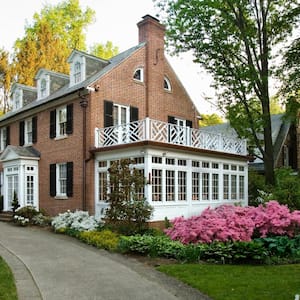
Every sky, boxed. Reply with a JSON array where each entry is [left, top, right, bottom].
[[0, 0, 217, 114]]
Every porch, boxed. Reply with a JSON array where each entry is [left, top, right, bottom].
[[94, 118, 247, 156]]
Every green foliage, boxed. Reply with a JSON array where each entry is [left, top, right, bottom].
[[105, 159, 153, 235], [156, 0, 299, 185], [119, 233, 300, 264], [11, 191, 20, 213], [272, 167, 300, 210], [78, 230, 119, 251], [249, 167, 300, 210], [89, 41, 119, 59], [0, 49, 12, 113], [14, 206, 52, 226], [13, 0, 95, 86], [198, 113, 223, 127], [248, 170, 269, 206], [0, 257, 18, 300]]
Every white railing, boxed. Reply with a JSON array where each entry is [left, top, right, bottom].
[[94, 118, 247, 155]]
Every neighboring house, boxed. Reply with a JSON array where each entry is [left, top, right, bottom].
[[203, 113, 297, 173], [0, 15, 248, 223]]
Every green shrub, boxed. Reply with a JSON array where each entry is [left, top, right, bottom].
[[78, 230, 119, 251], [14, 206, 51, 227]]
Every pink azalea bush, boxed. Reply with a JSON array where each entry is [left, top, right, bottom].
[[165, 201, 300, 244]]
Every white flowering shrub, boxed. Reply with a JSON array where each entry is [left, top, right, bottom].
[[51, 210, 99, 232], [14, 215, 30, 226]]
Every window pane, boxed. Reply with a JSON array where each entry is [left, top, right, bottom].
[[192, 172, 200, 201], [59, 164, 67, 195], [212, 174, 219, 200], [178, 171, 186, 201], [166, 170, 175, 201], [152, 169, 162, 201], [202, 173, 209, 200]]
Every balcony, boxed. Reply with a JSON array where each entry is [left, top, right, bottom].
[[94, 118, 247, 156]]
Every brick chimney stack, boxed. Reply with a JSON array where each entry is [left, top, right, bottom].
[[137, 15, 166, 117]]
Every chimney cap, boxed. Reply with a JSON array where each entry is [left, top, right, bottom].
[[141, 14, 160, 23]]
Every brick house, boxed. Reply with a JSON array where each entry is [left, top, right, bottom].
[[0, 15, 248, 222]]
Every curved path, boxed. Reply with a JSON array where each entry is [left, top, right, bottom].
[[0, 222, 210, 300]]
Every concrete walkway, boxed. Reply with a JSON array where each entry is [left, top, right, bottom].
[[0, 222, 210, 300]]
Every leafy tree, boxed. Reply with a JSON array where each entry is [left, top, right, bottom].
[[0, 49, 13, 113], [155, 0, 300, 185], [198, 113, 223, 127], [13, 0, 95, 86], [279, 37, 300, 120], [89, 41, 119, 60], [104, 159, 153, 234]]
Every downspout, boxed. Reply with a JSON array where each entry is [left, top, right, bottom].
[[79, 90, 89, 211]]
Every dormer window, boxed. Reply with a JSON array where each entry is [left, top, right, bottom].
[[74, 61, 82, 84], [13, 89, 23, 110], [164, 76, 171, 91], [37, 74, 50, 99], [133, 68, 144, 82], [40, 78, 47, 97]]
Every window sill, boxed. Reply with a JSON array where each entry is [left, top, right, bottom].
[[54, 195, 68, 200], [54, 135, 68, 141]]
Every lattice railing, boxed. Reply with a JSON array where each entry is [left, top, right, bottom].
[[95, 118, 247, 155]]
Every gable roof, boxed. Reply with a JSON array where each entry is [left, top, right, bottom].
[[0, 146, 40, 162], [0, 43, 145, 123], [203, 114, 292, 169]]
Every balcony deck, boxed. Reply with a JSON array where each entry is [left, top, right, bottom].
[[94, 118, 247, 156]]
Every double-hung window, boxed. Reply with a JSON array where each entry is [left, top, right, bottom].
[[50, 104, 73, 139], [74, 61, 82, 84], [0, 127, 8, 151], [19, 117, 37, 146], [50, 162, 73, 198]]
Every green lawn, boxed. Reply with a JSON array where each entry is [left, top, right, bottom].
[[157, 263, 300, 300], [0, 256, 18, 300]]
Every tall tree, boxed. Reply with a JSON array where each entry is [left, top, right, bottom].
[[0, 49, 13, 113], [198, 113, 223, 127], [89, 41, 119, 60], [13, 0, 95, 86], [279, 37, 300, 120], [156, 0, 300, 185]]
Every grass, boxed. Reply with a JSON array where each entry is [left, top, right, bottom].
[[0, 256, 18, 300], [157, 263, 300, 300]]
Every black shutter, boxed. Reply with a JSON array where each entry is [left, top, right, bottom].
[[168, 116, 176, 124], [50, 164, 56, 197], [66, 104, 73, 134], [66, 162, 73, 197], [19, 121, 25, 146], [186, 120, 193, 128], [50, 110, 56, 138], [130, 106, 139, 122], [104, 100, 113, 127], [32, 116, 37, 143], [6, 126, 10, 146]]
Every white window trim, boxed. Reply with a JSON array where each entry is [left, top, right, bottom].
[[164, 76, 172, 91], [55, 163, 67, 198], [133, 67, 144, 83], [56, 106, 67, 139], [24, 118, 33, 146], [37, 74, 50, 99], [13, 88, 23, 110], [0, 128, 7, 151], [70, 56, 86, 86]]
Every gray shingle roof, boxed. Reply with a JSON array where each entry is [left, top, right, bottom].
[[0, 43, 146, 123]]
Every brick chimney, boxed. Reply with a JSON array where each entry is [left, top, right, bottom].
[[137, 15, 166, 117], [137, 15, 165, 48]]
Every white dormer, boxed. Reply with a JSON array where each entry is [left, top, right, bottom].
[[10, 83, 37, 111], [35, 68, 69, 100], [36, 70, 50, 100], [69, 56, 86, 86], [67, 49, 109, 87]]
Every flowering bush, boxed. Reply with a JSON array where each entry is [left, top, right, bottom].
[[165, 201, 300, 244], [51, 210, 99, 232], [14, 215, 30, 226]]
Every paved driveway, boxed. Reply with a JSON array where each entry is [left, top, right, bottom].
[[0, 222, 209, 300]]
